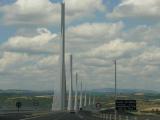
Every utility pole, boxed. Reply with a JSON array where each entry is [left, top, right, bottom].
[[114, 60, 117, 120]]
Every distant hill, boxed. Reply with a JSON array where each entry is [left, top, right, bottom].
[[0, 89, 54, 96], [91, 88, 159, 94], [0, 88, 158, 96]]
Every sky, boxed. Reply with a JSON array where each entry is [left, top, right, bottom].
[[0, 0, 160, 91]]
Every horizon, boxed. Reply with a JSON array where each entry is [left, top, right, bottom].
[[0, 87, 159, 93]]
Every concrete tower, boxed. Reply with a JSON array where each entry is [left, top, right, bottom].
[[92, 96, 95, 105], [84, 88, 87, 107], [67, 55, 73, 111], [74, 73, 78, 112], [79, 80, 83, 109], [89, 94, 91, 105], [60, 2, 66, 111], [52, 2, 66, 111]]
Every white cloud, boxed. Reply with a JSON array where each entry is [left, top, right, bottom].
[[0, 52, 42, 71], [65, 0, 106, 20], [0, 0, 60, 25], [0, 52, 60, 90], [85, 39, 146, 59], [123, 25, 160, 44], [2, 28, 59, 54], [67, 22, 123, 41], [66, 22, 124, 54], [137, 48, 160, 65], [0, 0, 106, 25], [0, 19, 159, 90], [107, 0, 160, 19], [37, 55, 59, 69], [0, 52, 27, 70]]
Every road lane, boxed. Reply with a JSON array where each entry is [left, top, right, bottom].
[[21, 112, 99, 120], [21, 112, 67, 120]]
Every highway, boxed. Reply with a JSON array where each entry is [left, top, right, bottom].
[[0, 111, 99, 120], [0, 112, 31, 120], [0, 111, 160, 120], [20, 112, 99, 120]]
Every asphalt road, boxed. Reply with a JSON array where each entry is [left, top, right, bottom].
[[0, 112, 31, 120], [20, 112, 99, 120], [0, 111, 159, 120], [0, 111, 99, 120], [100, 113, 160, 120]]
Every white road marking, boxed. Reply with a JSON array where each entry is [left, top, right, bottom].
[[20, 115, 43, 120]]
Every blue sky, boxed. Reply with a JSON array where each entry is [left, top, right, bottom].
[[0, 0, 109, 42], [0, 0, 160, 91]]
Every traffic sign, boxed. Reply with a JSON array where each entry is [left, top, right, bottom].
[[116, 100, 136, 111], [96, 103, 102, 110], [16, 101, 22, 112], [33, 100, 39, 106]]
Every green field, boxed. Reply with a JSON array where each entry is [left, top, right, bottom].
[[0, 90, 160, 115]]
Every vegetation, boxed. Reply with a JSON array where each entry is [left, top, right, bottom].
[[0, 90, 159, 115]]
